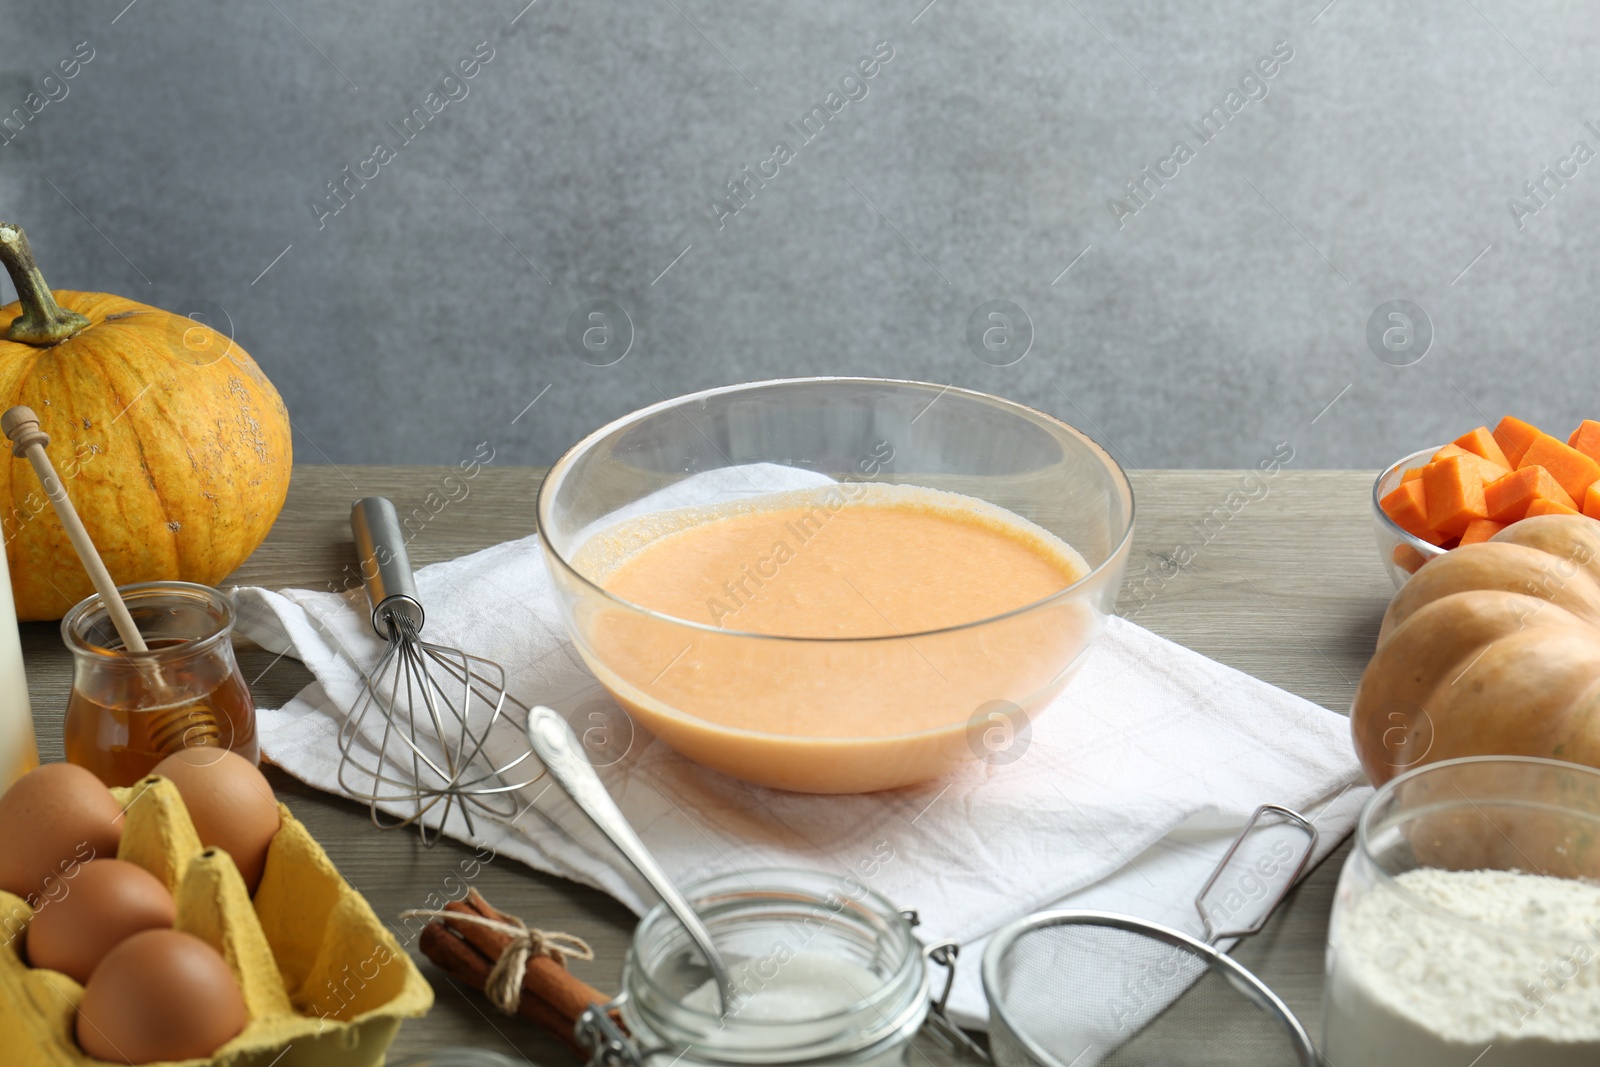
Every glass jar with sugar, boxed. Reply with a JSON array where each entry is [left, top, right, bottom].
[[581, 869, 972, 1067]]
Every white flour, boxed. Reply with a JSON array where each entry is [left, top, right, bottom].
[[1324, 868, 1600, 1066]]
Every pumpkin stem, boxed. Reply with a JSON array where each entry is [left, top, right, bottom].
[[0, 223, 91, 346]]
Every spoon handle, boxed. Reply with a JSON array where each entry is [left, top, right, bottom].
[[525, 706, 733, 1013]]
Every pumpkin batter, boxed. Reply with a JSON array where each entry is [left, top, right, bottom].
[[569, 483, 1097, 792]]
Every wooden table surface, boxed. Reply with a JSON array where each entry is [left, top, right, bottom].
[[19, 465, 1394, 1064]]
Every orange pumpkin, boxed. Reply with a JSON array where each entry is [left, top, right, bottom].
[[0, 224, 291, 620], [1351, 514, 1600, 784]]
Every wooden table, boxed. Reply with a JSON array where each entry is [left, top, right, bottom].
[[19, 466, 1393, 1063]]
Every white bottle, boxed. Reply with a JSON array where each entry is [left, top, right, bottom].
[[0, 545, 37, 790]]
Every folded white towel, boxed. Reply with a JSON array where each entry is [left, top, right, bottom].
[[232, 466, 1367, 1029]]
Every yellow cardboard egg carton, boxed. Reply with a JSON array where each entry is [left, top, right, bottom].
[[0, 775, 433, 1066]]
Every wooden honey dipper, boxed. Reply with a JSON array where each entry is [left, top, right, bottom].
[[2, 405, 219, 754]]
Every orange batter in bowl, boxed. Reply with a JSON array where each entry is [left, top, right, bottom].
[[568, 484, 1097, 792]]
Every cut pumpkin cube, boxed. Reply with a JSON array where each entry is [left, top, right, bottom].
[[1390, 543, 1430, 574], [1568, 419, 1600, 465], [1484, 465, 1575, 523], [1380, 480, 1445, 543], [1430, 445, 1509, 485], [1518, 434, 1600, 501], [1401, 466, 1425, 483], [1493, 416, 1543, 468], [1432, 443, 1469, 461], [1452, 427, 1512, 469], [1423, 456, 1490, 537], [1585, 483, 1600, 520], [1457, 518, 1507, 545], [1526, 497, 1582, 518]]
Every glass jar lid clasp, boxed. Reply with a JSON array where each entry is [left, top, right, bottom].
[[920, 940, 986, 1061]]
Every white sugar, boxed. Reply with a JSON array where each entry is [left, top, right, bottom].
[[682, 952, 884, 1023]]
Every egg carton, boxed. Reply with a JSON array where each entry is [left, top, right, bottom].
[[0, 775, 433, 1066]]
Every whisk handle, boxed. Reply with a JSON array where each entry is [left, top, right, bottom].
[[350, 497, 425, 638]]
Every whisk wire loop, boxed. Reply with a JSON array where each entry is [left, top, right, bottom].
[[337, 497, 547, 845]]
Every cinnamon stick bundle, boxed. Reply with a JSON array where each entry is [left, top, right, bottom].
[[414, 889, 616, 1058]]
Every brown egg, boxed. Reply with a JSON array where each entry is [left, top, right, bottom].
[[76, 928, 247, 1063], [149, 749, 280, 893], [26, 859, 175, 984], [0, 763, 124, 906]]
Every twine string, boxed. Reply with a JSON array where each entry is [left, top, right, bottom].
[[401, 906, 595, 1015]]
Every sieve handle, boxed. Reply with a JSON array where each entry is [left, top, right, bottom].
[[1194, 804, 1317, 944], [350, 496, 425, 638]]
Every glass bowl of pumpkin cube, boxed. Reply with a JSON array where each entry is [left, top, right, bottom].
[[1374, 416, 1600, 587]]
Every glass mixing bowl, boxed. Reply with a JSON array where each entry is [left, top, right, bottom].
[[536, 378, 1135, 793]]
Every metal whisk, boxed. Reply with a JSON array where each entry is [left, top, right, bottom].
[[337, 497, 542, 844]]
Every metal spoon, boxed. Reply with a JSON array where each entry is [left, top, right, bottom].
[[524, 705, 735, 1015]]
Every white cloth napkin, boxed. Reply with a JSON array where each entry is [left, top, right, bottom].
[[231, 466, 1369, 1030]]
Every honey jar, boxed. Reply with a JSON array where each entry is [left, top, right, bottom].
[[61, 581, 257, 786]]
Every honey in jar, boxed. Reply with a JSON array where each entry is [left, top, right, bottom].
[[61, 582, 257, 787]]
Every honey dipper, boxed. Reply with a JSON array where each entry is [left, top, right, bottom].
[[2, 405, 217, 754]]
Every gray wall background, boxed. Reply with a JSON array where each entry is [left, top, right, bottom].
[[4, 0, 1597, 469]]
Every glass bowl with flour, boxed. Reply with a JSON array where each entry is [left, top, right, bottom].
[[1324, 756, 1600, 1066]]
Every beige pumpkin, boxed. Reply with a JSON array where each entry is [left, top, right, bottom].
[[1351, 514, 1600, 785], [0, 223, 291, 620]]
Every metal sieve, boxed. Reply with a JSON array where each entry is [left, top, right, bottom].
[[982, 806, 1320, 1067]]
